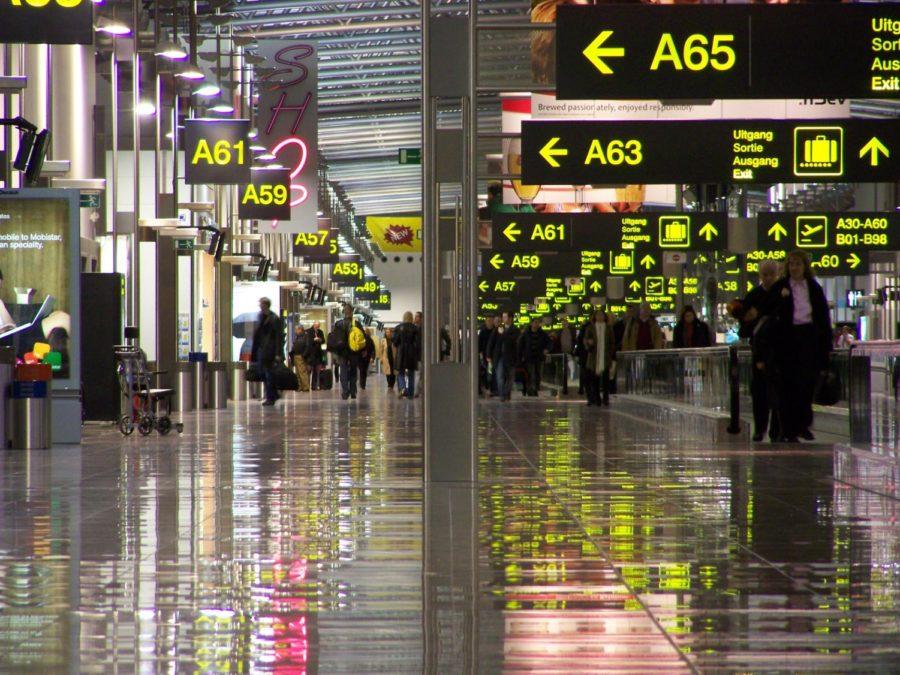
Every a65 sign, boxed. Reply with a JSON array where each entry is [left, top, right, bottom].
[[239, 168, 291, 220]]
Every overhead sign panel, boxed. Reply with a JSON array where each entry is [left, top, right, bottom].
[[746, 249, 868, 277], [371, 291, 392, 310], [491, 212, 726, 252], [184, 119, 252, 185], [757, 212, 900, 252], [331, 254, 364, 285], [292, 227, 339, 263], [522, 119, 899, 185], [0, 0, 93, 45], [238, 168, 291, 220], [354, 276, 381, 300], [556, 4, 900, 100]]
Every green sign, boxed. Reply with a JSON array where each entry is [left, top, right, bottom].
[[175, 238, 194, 253], [398, 148, 421, 165], [79, 192, 100, 209]]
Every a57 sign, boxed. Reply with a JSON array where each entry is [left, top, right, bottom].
[[292, 227, 340, 263]]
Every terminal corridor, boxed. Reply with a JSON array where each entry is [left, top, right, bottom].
[[1, 389, 897, 672]]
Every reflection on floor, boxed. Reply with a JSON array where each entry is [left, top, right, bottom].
[[0, 386, 897, 672]]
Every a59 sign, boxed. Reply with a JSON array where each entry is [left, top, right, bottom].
[[238, 168, 291, 220], [185, 119, 251, 185], [2, 0, 93, 44]]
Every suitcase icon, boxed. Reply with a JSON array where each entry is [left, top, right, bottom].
[[804, 135, 837, 165]]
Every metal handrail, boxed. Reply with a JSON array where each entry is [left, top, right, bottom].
[[848, 340, 900, 446]]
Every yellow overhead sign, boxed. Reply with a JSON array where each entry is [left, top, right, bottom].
[[366, 216, 422, 252]]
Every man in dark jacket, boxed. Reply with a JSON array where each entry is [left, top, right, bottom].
[[518, 318, 551, 396], [288, 325, 310, 392], [251, 297, 283, 406], [358, 329, 376, 390], [477, 317, 495, 395], [392, 311, 420, 398], [305, 321, 326, 390], [330, 304, 364, 400], [738, 258, 781, 441], [487, 312, 520, 402]]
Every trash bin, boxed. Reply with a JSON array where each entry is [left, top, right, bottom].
[[0, 347, 16, 447], [174, 362, 195, 412], [7, 387, 51, 449], [208, 362, 228, 409]]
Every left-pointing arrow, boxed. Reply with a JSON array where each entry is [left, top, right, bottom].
[[478, 280, 489, 292], [490, 254, 505, 270], [539, 137, 568, 168], [582, 30, 625, 75], [503, 221, 522, 242]]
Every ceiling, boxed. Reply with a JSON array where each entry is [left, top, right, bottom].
[[226, 0, 530, 216]]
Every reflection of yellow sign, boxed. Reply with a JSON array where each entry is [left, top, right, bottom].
[[659, 215, 690, 247], [610, 251, 634, 274], [796, 215, 828, 248], [366, 216, 422, 252], [794, 127, 843, 177]]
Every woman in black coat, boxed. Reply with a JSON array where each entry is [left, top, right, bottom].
[[392, 312, 420, 398], [672, 305, 712, 348], [771, 250, 832, 442]]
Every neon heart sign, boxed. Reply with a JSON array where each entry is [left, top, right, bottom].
[[269, 136, 309, 230]]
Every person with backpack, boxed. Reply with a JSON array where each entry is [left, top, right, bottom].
[[392, 311, 420, 399], [358, 328, 376, 390], [327, 304, 366, 400]]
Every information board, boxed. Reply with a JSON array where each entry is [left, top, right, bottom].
[[354, 276, 381, 300], [745, 249, 869, 277], [184, 119, 252, 185], [0, 0, 93, 45], [491, 212, 726, 252], [757, 212, 900, 252], [522, 119, 899, 185], [556, 4, 900, 101], [292, 227, 339, 263], [371, 291, 392, 310], [331, 254, 364, 284], [238, 168, 291, 220]]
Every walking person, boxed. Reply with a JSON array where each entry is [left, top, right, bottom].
[[558, 316, 576, 395], [358, 328, 376, 390], [378, 327, 397, 391], [289, 325, 311, 392], [306, 321, 325, 390], [413, 311, 424, 397], [518, 318, 551, 396], [487, 312, 520, 402], [622, 302, 665, 351], [771, 250, 833, 442], [393, 311, 420, 398], [736, 259, 781, 442], [478, 317, 495, 395], [582, 309, 614, 406], [672, 305, 713, 348], [328, 304, 365, 400], [251, 297, 283, 406]]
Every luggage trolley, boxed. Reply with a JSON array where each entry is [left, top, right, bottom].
[[114, 344, 184, 436]]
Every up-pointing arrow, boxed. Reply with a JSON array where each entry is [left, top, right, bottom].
[[768, 222, 787, 242], [859, 137, 890, 167], [629, 280, 641, 292], [698, 222, 719, 242], [640, 254, 656, 270], [590, 280, 602, 292]]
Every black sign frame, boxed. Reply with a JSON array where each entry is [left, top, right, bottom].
[[238, 168, 291, 220], [0, 0, 93, 45], [184, 119, 252, 185]]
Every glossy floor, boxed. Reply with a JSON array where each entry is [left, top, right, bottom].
[[0, 386, 897, 673]]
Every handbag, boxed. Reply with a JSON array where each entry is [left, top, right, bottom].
[[246, 363, 264, 382], [273, 363, 300, 391], [814, 370, 841, 407]]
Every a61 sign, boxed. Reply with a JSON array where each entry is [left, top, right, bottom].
[[185, 119, 251, 185], [238, 168, 291, 220]]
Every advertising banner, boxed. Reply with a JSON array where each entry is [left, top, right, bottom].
[[365, 216, 423, 253], [0, 0, 93, 45], [257, 40, 319, 234], [0, 190, 80, 387]]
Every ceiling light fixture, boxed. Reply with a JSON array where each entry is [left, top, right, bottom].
[[176, 61, 205, 80], [137, 101, 156, 116], [155, 39, 188, 61], [95, 16, 131, 35], [193, 82, 221, 97]]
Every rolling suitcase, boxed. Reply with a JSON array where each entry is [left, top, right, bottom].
[[319, 368, 334, 390]]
